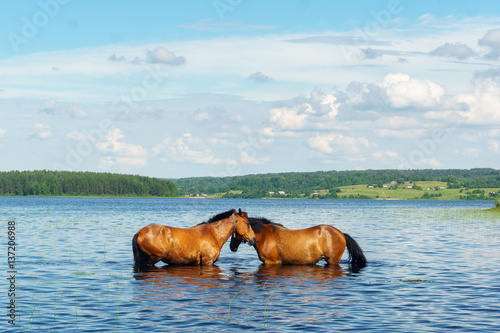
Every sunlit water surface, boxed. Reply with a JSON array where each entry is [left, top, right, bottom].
[[1, 198, 499, 332]]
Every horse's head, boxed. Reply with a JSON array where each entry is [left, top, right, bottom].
[[230, 231, 244, 252], [231, 214, 258, 252], [233, 208, 256, 247]]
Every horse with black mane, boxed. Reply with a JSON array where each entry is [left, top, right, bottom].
[[230, 217, 367, 270], [133, 209, 256, 268]]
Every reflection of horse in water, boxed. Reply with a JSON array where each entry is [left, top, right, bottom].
[[132, 209, 256, 268], [255, 264, 345, 284], [230, 217, 367, 271], [134, 265, 228, 290]]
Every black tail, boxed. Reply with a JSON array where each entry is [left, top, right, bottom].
[[344, 233, 367, 271], [132, 233, 148, 269]]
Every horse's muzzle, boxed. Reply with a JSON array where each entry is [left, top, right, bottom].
[[247, 237, 257, 246]]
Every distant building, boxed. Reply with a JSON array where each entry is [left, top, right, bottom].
[[278, 191, 285, 195], [405, 186, 413, 189], [269, 192, 275, 195], [383, 185, 388, 188], [367, 185, 374, 189], [390, 181, 397, 185]]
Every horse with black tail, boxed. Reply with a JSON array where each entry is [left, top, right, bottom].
[[230, 217, 367, 271]]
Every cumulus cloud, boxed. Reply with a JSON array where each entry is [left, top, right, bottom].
[[340, 73, 444, 111], [153, 133, 224, 165], [39, 99, 59, 114], [96, 129, 147, 157], [268, 88, 339, 130], [146, 47, 185, 66], [240, 151, 269, 165], [429, 42, 475, 60], [478, 28, 500, 60], [30, 123, 52, 139], [269, 107, 308, 129], [248, 71, 273, 82], [381, 73, 444, 108], [454, 86, 500, 124]]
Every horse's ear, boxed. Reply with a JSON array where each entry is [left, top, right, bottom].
[[239, 208, 242, 215]]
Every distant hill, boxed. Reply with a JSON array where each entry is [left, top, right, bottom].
[[171, 168, 500, 199], [0, 170, 178, 197]]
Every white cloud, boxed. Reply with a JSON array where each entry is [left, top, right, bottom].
[[67, 103, 88, 119], [269, 107, 308, 129], [478, 28, 500, 59], [96, 129, 147, 157], [381, 73, 444, 108], [146, 47, 186, 66], [340, 73, 445, 112], [308, 133, 371, 155], [0, 128, 6, 138], [429, 42, 475, 60], [269, 88, 339, 130], [153, 133, 224, 165], [248, 71, 273, 82], [30, 123, 52, 139], [240, 151, 269, 165], [39, 99, 59, 114], [455, 86, 500, 124]]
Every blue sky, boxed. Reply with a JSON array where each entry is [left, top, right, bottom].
[[1, 0, 500, 178]]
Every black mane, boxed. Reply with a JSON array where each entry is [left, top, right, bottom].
[[249, 217, 285, 233], [198, 209, 236, 225]]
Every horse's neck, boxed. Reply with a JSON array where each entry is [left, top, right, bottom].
[[205, 217, 233, 248]]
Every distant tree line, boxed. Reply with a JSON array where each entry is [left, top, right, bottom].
[[0, 170, 178, 197], [172, 168, 500, 199]]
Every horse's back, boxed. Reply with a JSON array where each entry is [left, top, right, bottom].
[[263, 224, 346, 265]]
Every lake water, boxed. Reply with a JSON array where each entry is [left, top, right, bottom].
[[1, 197, 499, 332]]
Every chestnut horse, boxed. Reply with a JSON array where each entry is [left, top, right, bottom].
[[133, 209, 256, 268], [230, 218, 367, 270]]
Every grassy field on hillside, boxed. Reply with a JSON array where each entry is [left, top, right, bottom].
[[334, 181, 498, 200], [198, 181, 499, 201]]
